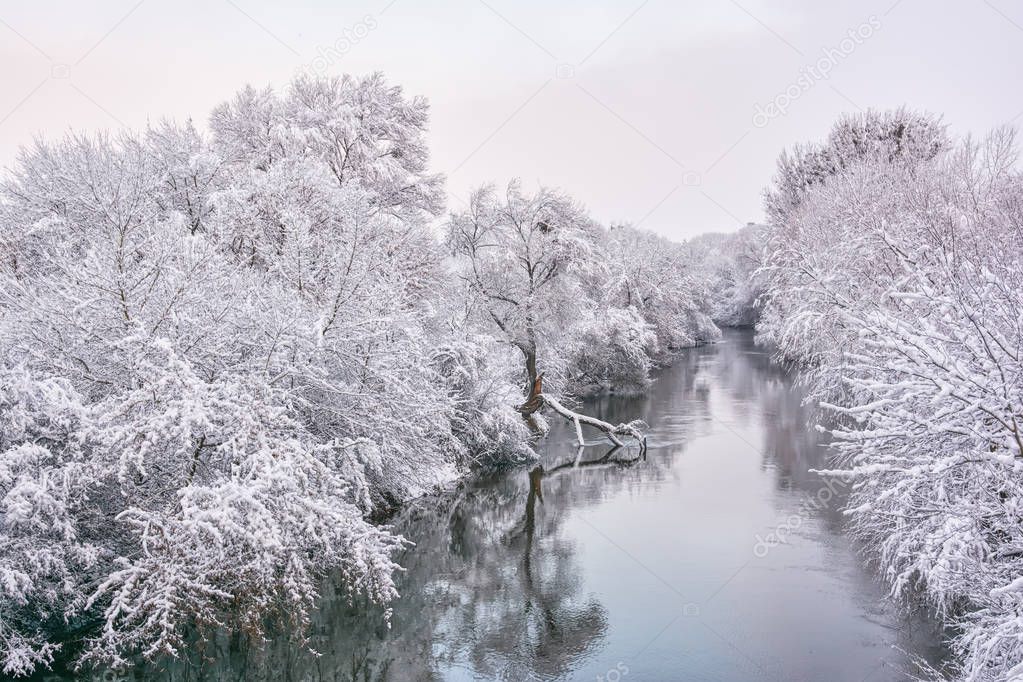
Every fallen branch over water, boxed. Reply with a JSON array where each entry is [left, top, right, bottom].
[[516, 374, 647, 451], [540, 394, 647, 452]]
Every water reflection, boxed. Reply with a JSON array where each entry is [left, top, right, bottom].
[[32, 329, 948, 682]]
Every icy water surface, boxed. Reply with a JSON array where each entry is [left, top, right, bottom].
[[38, 329, 947, 682]]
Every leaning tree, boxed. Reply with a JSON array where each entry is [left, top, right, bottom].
[[445, 181, 645, 449]]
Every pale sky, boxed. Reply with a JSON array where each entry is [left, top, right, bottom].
[[1, 0, 1021, 239]]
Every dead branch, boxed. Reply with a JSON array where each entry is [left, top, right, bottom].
[[541, 394, 647, 453], [516, 372, 647, 452]]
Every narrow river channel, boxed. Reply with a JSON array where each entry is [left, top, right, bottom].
[[38, 328, 948, 682]]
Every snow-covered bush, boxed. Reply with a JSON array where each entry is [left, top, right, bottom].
[[0, 350, 407, 674], [686, 224, 768, 328], [600, 225, 721, 351], [0, 369, 98, 677], [83, 337, 405, 668], [431, 337, 535, 466], [566, 306, 658, 395]]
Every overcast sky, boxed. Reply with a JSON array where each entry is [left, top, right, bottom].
[[1, 0, 1021, 240]]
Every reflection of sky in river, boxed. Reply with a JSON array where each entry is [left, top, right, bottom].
[[57, 329, 947, 682]]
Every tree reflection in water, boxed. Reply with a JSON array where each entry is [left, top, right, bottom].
[[515, 447, 646, 667], [94, 444, 649, 681]]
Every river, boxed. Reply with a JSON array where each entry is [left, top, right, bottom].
[[37, 328, 947, 682]]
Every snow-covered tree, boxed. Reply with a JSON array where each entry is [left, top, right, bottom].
[[764, 108, 947, 226], [755, 111, 951, 399], [813, 128, 1023, 682], [210, 73, 444, 223], [758, 114, 1023, 681], [445, 181, 601, 396], [444, 181, 652, 446], [0, 73, 457, 674]]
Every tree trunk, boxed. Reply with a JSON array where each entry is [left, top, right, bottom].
[[512, 320, 645, 450], [515, 331, 542, 416], [524, 344, 538, 388]]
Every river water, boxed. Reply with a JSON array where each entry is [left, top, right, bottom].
[[39, 329, 948, 682]]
